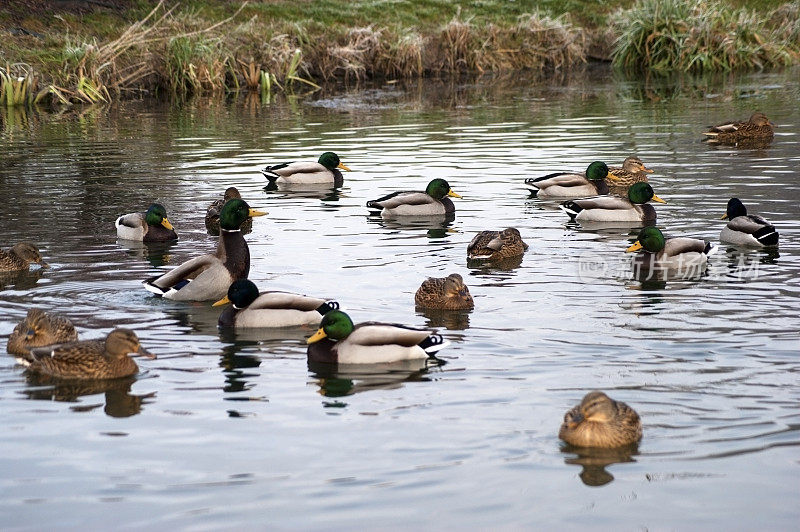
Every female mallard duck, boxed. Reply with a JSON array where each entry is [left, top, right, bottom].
[[115, 203, 177, 242], [467, 228, 528, 261], [559, 391, 642, 448], [720, 198, 779, 247], [525, 161, 609, 199], [307, 310, 449, 364], [205, 187, 253, 235], [143, 199, 267, 301], [626, 226, 715, 272], [703, 112, 775, 144], [260, 151, 351, 186], [0, 243, 48, 271], [213, 279, 340, 328], [366, 178, 462, 217], [560, 182, 666, 223], [414, 273, 474, 310], [607, 156, 653, 194], [18, 328, 155, 380], [7, 309, 78, 357]]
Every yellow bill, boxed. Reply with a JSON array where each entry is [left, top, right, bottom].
[[307, 328, 328, 344], [161, 217, 174, 230], [651, 194, 667, 204], [626, 241, 643, 253], [447, 189, 462, 199], [212, 295, 231, 307], [248, 209, 268, 217], [337, 162, 351, 171], [720, 213, 729, 220]]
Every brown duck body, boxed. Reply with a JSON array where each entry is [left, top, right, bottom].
[[607, 157, 653, 195], [559, 391, 642, 448], [206, 188, 253, 235], [415, 273, 474, 310], [467, 228, 528, 261], [7, 309, 78, 357], [0, 243, 47, 271], [704, 112, 775, 144]]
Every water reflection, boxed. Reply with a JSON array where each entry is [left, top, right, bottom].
[[0, 269, 44, 291], [416, 308, 471, 330], [117, 240, 177, 268], [21, 374, 154, 418], [263, 181, 343, 202], [367, 213, 456, 239], [561, 444, 639, 487]]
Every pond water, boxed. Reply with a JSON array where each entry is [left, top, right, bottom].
[[1, 66, 798, 529]]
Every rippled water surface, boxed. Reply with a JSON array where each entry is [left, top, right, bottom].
[[1, 67, 799, 529]]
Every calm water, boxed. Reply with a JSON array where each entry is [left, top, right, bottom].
[[1, 67, 799, 529]]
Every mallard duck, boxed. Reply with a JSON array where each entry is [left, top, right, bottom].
[[414, 273, 474, 310], [560, 182, 666, 223], [559, 391, 642, 448], [720, 198, 779, 247], [525, 161, 609, 199], [0, 243, 48, 271], [213, 279, 340, 328], [205, 187, 253, 235], [115, 203, 177, 242], [607, 156, 653, 193], [18, 328, 155, 380], [7, 309, 78, 357], [467, 228, 528, 261], [626, 226, 715, 271], [260, 151, 350, 186], [366, 178, 461, 217], [306, 310, 449, 364], [704, 112, 775, 144], [143, 199, 267, 301]]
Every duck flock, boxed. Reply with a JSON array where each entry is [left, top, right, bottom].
[[2, 111, 780, 449]]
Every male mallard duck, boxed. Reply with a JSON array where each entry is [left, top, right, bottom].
[[0, 243, 48, 271], [306, 310, 449, 364], [560, 182, 666, 223], [720, 198, 779, 247], [213, 279, 340, 328], [626, 226, 715, 271], [366, 178, 462, 217], [559, 391, 642, 448], [115, 203, 177, 242], [525, 161, 609, 199], [607, 156, 653, 194], [414, 273, 474, 310], [260, 151, 350, 186], [467, 227, 528, 261], [18, 328, 155, 380], [143, 199, 267, 301], [703, 112, 775, 144], [205, 187, 253, 235], [7, 309, 78, 357]]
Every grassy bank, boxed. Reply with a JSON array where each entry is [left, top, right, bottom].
[[0, 0, 797, 106]]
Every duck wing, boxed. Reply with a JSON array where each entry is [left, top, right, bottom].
[[143, 254, 220, 293], [663, 237, 711, 257], [366, 191, 432, 210], [728, 215, 771, 235], [347, 322, 433, 347], [570, 196, 633, 210], [525, 172, 587, 188], [248, 291, 331, 311]]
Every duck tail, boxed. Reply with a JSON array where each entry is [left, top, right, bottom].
[[143, 276, 168, 297], [316, 301, 340, 315], [419, 334, 450, 355], [260, 169, 280, 182], [754, 226, 779, 246], [704, 241, 718, 256], [559, 201, 582, 220]]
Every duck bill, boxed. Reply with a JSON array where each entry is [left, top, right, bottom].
[[248, 209, 268, 217], [307, 328, 328, 344], [136, 347, 157, 359], [337, 162, 351, 171], [161, 217, 175, 230], [651, 194, 667, 204], [626, 241, 643, 253], [642, 166, 654, 173], [447, 189, 462, 199], [720, 213, 729, 220], [212, 295, 231, 307]]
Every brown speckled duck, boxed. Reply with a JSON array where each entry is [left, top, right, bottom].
[[703, 112, 775, 144], [607, 156, 653, 195], [205, 187, 253, 235], [18, 328, 155, 380], [0, 243, 48, 271], [415, 273, 474, 310], [7, 309, 78, 357], [559, 391, 642, 448], [467, 228, 528, 261]]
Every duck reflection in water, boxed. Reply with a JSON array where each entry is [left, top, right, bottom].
[[0, 268, 44, 291], [264, 180, 342, 202], [367, 212, 456, 239], [308, 357, 445, 400], [561, 444, 639, 487], [22, 374, 155, 418], [117, 239, 176, 268]]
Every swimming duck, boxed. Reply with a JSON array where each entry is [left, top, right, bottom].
[[626, 226, 715, 272], [306, 310, 449, 364], [260, 151, 351, 186], [7, 309, 79, 357], [0, 243, 48, 271], [205, 187, 252, 235], [18, 328, 155, 380], [720, 198, 779, 247], [213, 279, 340, 328], [559, 391, 642, 448], [467, 228, 529, 261], [525, 161, 609, 199], [366, 178, 462, 217], [560, 182, 666, 223], [115, 203, 177, 242], [414, 273, 474, 310], [143, 199, 267, 301], [703, 112, 775, 144], [607, 156, 653, 194]]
